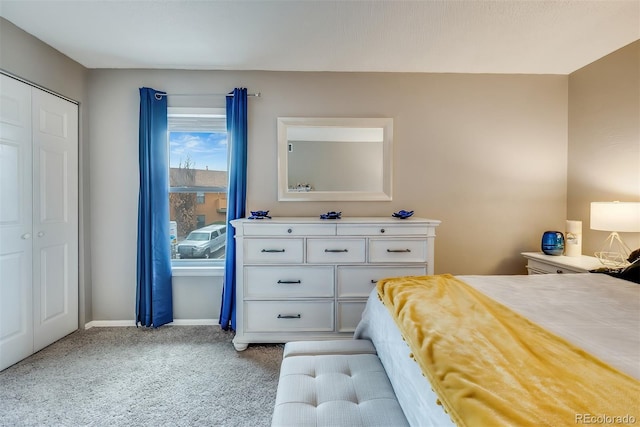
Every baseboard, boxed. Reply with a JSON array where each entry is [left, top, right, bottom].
[[84, 319, 219, 329], [171, 319, 219, 326], [85, 320, 136, 329]]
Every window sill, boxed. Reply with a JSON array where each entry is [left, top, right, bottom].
[[171, 265, 224, 277]]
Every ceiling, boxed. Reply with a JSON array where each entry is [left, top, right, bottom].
[[1, 0, 638, 75]]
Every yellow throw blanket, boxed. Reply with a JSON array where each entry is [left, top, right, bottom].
[[377, 274, 640, 427]]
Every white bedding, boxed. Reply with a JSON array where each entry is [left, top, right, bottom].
[[353, 273, 640, 427]]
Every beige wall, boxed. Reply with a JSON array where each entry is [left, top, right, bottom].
[[248, 72, 569, 276], [87, 68, 568, 321], [568, 41, 640, 258], [0, 18, 92, 325], [269, 73, 569, 275]]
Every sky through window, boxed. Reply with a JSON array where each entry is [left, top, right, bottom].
[[169, 131, 227, 171]]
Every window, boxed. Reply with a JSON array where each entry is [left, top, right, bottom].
[[168, 107, 228, 264], [196, 215, 205, 229]]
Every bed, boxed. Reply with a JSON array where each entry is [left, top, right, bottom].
[[354, 273, 640, 427]]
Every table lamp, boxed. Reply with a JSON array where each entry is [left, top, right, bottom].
[[590, 201, 640, 267]]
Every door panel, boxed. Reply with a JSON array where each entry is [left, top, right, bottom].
[[0, 75, 33, 371], [39, 149, 67, 223], [0, 143, 20, 222], [31, 88, 78, 353], [39, 243, 68, 322]]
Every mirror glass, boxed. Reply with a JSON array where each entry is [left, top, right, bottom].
[[277, 117, 393, 201]]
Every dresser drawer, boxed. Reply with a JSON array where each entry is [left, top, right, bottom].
[[244, 301, 334, 332], [527, 259, 583, 274], [244, 238, 303, 263], [243, 223, 335, 236], [337, 265, 427, 297], [337, 224, 429, 236], [245, 266, 334, 298], [307, 238, 366, 263], [369, 238, 428, 263]]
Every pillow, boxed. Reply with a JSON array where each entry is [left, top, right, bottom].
[[617, 258, 640, 284]]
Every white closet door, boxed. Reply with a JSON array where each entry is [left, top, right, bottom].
[[31, 88, 78, 352], [0, 75, 34, 370]]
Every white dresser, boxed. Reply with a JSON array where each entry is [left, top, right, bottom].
[[230, 216, 440, 350]]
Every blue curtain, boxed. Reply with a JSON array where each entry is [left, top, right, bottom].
[[136, 87, 173, 328], [220, 88, 248, 330]]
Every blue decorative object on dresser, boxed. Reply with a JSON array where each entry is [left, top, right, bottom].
[[320, 211, 342, 219], [392, 210, 414, 219], [249, 210, 271, 219]]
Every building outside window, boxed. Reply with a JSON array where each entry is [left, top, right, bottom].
[[168, 107, 228, 263], [196, 214, 206, 229]]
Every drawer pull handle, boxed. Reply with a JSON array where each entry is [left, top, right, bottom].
[[261, 249, 285, 253], [387, 249, 411, 253], [325, 249, 348, 253], [277, 280, 301, 284], [557, 269, 564, 274], [277, 314, 301, 319]]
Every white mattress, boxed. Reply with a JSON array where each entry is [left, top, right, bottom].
[[354, 273, 640, 427]]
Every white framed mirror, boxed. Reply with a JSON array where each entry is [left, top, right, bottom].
[[277, 117, 393, 201]]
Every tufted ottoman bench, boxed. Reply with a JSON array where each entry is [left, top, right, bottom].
[[271, 340, 409, 427]]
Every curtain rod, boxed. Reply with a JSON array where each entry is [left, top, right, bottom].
[[155, 92, 260, 99]]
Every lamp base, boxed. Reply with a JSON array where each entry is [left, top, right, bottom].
[[594, 252, 629, 267], [595, 232, 632, 268]]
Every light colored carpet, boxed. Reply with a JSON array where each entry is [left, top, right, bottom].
[[0, 326, 283, 427]]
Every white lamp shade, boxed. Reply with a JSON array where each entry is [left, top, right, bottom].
[[590, 202, 640, 232]]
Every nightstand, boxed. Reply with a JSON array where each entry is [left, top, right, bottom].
[[521, 252, 603, 274]]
